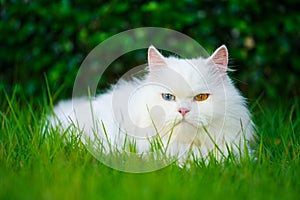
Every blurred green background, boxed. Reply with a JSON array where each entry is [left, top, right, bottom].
[[1, 0, 299, 102]]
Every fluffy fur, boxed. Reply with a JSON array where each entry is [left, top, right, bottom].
[[50, 45, 254, 162]]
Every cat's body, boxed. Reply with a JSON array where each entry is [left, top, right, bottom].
[[50, 45, 254, 162]]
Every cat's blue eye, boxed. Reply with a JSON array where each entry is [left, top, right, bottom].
[[161, 93, 176, 101]]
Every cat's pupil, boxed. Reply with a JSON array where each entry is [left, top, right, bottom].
[[162, 93, 175, 101]]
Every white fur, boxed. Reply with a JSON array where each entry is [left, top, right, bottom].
[[49, 45, 254, 162]]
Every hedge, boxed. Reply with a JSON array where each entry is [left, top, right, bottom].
[[1, 0, 299, 101]]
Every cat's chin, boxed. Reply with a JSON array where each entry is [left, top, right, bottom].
[[165, 119, 199, 145]]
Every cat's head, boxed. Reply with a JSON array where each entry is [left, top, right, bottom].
[[142, 45, 231, 134]]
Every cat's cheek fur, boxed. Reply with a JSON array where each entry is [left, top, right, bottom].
[[128, 87, 174, 133]]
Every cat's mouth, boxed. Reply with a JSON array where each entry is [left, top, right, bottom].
[[166, 118, 197, 130], [178, 118, 196, 127]]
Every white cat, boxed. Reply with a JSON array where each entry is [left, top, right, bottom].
[[50, 45, 254, 163]]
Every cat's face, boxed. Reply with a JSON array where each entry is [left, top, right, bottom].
[[143, 46, 228, 134]]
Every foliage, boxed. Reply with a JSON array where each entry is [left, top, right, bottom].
[[1, 0, 299, 100]]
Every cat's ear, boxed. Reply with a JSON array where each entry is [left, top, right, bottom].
[[208, 45, 228, 73], [148, 45, 167, 69]]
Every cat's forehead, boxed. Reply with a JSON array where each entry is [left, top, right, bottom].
[[149, 58, 212, 95], [165, 57, 209, 76], [166, 58, 210, 84]]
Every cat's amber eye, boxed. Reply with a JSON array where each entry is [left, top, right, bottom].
[[194, 93, 210, 101], [162, 93, 176, 101]]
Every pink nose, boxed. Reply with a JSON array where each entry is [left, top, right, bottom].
[[178, 108, 190, 116]]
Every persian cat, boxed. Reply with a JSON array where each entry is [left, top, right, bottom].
[[50, 45, 254, 162]]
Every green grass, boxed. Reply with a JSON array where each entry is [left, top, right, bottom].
[[0, 90, 299, 200]]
